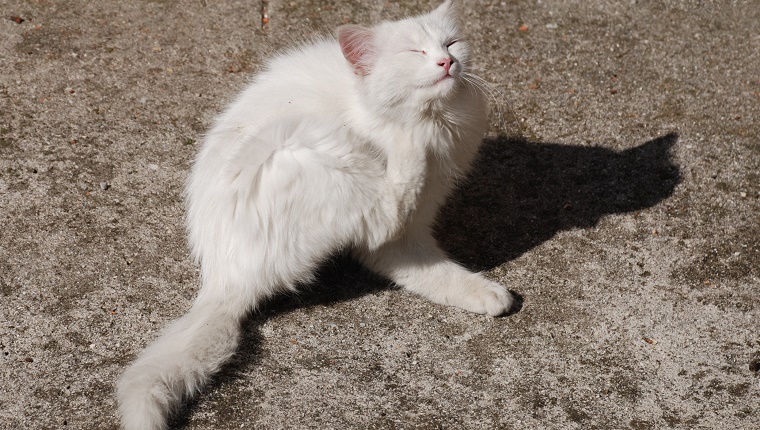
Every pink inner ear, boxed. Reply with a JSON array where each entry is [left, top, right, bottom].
[[338, 25, 375, 75]]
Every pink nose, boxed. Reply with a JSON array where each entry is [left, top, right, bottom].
[[438, 57, 452, 74]]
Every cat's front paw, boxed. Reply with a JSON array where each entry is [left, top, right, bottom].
[[450, 280, 514, 317]]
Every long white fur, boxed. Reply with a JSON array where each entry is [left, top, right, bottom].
[[117, 2, 514, 429]]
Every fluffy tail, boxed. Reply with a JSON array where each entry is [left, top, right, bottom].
[[116, 300, 245, 430]]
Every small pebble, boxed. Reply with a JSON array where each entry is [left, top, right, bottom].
[[739, 192, 747, 198], [100, 182, 110, 191], [545, 23, 558, 29], [148, 163, 159, 170]]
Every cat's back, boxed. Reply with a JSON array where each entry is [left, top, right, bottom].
[[218, 38, 356, 131]]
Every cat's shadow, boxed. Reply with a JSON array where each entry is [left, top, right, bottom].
[[169, 132, 680, 427], [438, 132, 681, 271]]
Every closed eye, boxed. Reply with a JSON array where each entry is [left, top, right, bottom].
[[446, 40, 460, 48], [409, 49, 427, 54]]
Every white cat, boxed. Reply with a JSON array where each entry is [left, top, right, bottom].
[[117, 1, 514, 428]]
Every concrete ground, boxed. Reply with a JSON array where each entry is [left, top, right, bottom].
[[1, 0, 758, 428]]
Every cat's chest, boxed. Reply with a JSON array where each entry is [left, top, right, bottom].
[[415, 123, 476, 175], [370, 120, 457, 154]]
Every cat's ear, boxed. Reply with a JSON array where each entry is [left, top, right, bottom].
[[433, 0, 463, 26], [338, 25, 377, 76]]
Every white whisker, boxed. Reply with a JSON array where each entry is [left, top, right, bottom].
[[460, 71, 515, 133]]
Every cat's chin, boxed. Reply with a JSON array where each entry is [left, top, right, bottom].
[[434, 74, 454, 85], [430, 75, 459, 98]]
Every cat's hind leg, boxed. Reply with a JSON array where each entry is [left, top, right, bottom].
[[355, 230, 515, 317], [361, 131, 428, 250]]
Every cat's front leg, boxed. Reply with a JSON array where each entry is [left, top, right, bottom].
[[355, 230, 515, 316]]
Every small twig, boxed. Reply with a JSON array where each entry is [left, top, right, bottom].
[[261, 0, 270, 31]]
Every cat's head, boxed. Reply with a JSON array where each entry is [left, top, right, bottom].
[[338, 0, 473, 118]]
